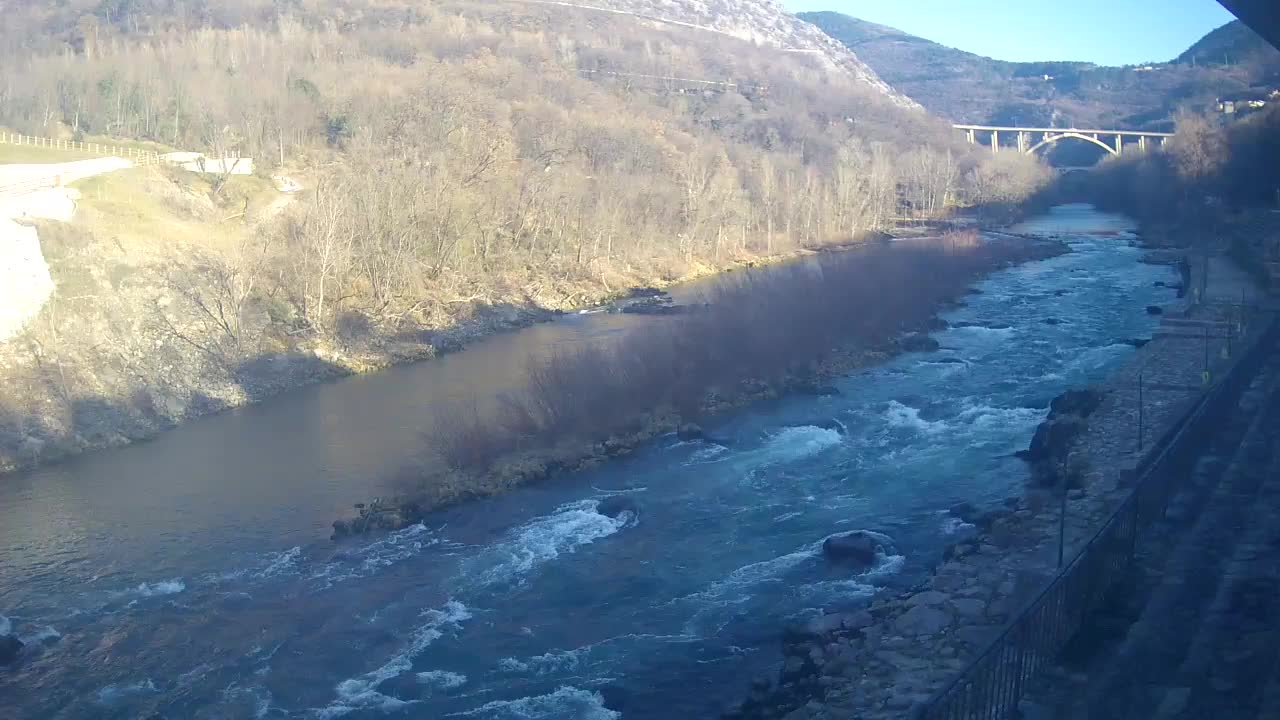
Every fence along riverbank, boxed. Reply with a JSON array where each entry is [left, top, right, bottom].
[[915, 274, 1279, 719]]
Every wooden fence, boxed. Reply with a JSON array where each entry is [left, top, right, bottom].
[[0, 132, 162, 167]]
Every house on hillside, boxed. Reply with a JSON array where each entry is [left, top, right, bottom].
[[1217, 89, 1272, 117]]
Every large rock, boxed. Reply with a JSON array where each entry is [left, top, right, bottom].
[[895, 605, 952, 636], [677, 423, 706, 442], [621, 298, 683, 316], [951, 598, 987, 619], [331, 500, 424, 540], [822, 531, 879, 568], [905, 591, 949, 607], [899, 333, 941, 353], [1048, 388, 1104, 418], [597, 495, 639, 519], [948, 501, 978, 523], [1020, 416, 1086, 464], [1017, 387, 1104, 486], [788, 611, 874, 641], [0, 634, 23, 665]]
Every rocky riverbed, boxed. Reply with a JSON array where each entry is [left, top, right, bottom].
[[722, 228, 1270, 720], [3, 204, 1204, 720]]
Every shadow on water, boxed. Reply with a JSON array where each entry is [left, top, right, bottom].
[[0, 206, 1180, 720]]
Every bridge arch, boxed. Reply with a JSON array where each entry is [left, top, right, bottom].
[[1025, 132, 1118, 157]]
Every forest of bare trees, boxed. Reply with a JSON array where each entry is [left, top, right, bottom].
[[0, 0, 1055, 475], [1076, 108, 1280, 222], [0, 0, 1053, 339]]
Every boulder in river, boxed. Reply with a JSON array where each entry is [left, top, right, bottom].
[[597, 495, 639, 519], [948, 501, 978, 523], [809, 419, 848, 435], [822, 531, 879, 568], [376, 672, 425, 701], [1019, 416, 1086, 465], [331, 499, 425, 540], [626, 287, 665, 300], [0, 634, 23, 666], [1018, 388, 1103, 486], [1049, 388, 1104, 418], [621, 299, 683, 316], [677, 423, 706, 442], [899, 333, 940, 353], [1146, 305, 1164, 315], [926, 316, 950, 331]]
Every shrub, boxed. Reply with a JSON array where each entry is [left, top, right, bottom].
[[430, 235, 1039, 479]]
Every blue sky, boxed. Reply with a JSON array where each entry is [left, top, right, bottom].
[[780, 0, 1238, 65]]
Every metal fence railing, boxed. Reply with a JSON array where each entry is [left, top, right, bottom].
[[914, 312, 1279, 720]]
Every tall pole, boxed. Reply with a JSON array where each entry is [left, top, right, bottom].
[[1204, 325, 1211, 384], [1058, 475, 1068, 568], [1228, 307, 1234, 358], [1138, 372, 1145, 452]]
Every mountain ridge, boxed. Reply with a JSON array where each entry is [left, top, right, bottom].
[[502, 0, 920, 107], [800, 12, 1280, 130]]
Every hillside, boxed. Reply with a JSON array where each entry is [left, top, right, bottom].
[[1177, 18, 1277, 67], [0, 0, 1051, 473], [507, 0, 919, 106], [801, 13, 1280, 131]]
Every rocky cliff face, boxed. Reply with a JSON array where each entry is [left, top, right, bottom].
[[541, 0, 919, 108], [0, 219, 55, 343]]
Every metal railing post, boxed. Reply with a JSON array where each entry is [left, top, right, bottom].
[[917, 314, 1276, 719]]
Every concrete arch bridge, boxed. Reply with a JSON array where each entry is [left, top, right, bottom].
[[954, 125, 1174, 157]]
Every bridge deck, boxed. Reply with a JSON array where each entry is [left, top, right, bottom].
[[953, 124, 1174, 137]]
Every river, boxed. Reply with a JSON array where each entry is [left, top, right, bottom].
[[0, 205, 1176, 719]]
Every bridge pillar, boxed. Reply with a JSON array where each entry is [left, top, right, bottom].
[[967, 129, 975, 145], [1139, 136, 1147, 152], [1116, 134, 1123, 156], [991, 130, 999, 154], [1017, 131, 1028, 153]]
